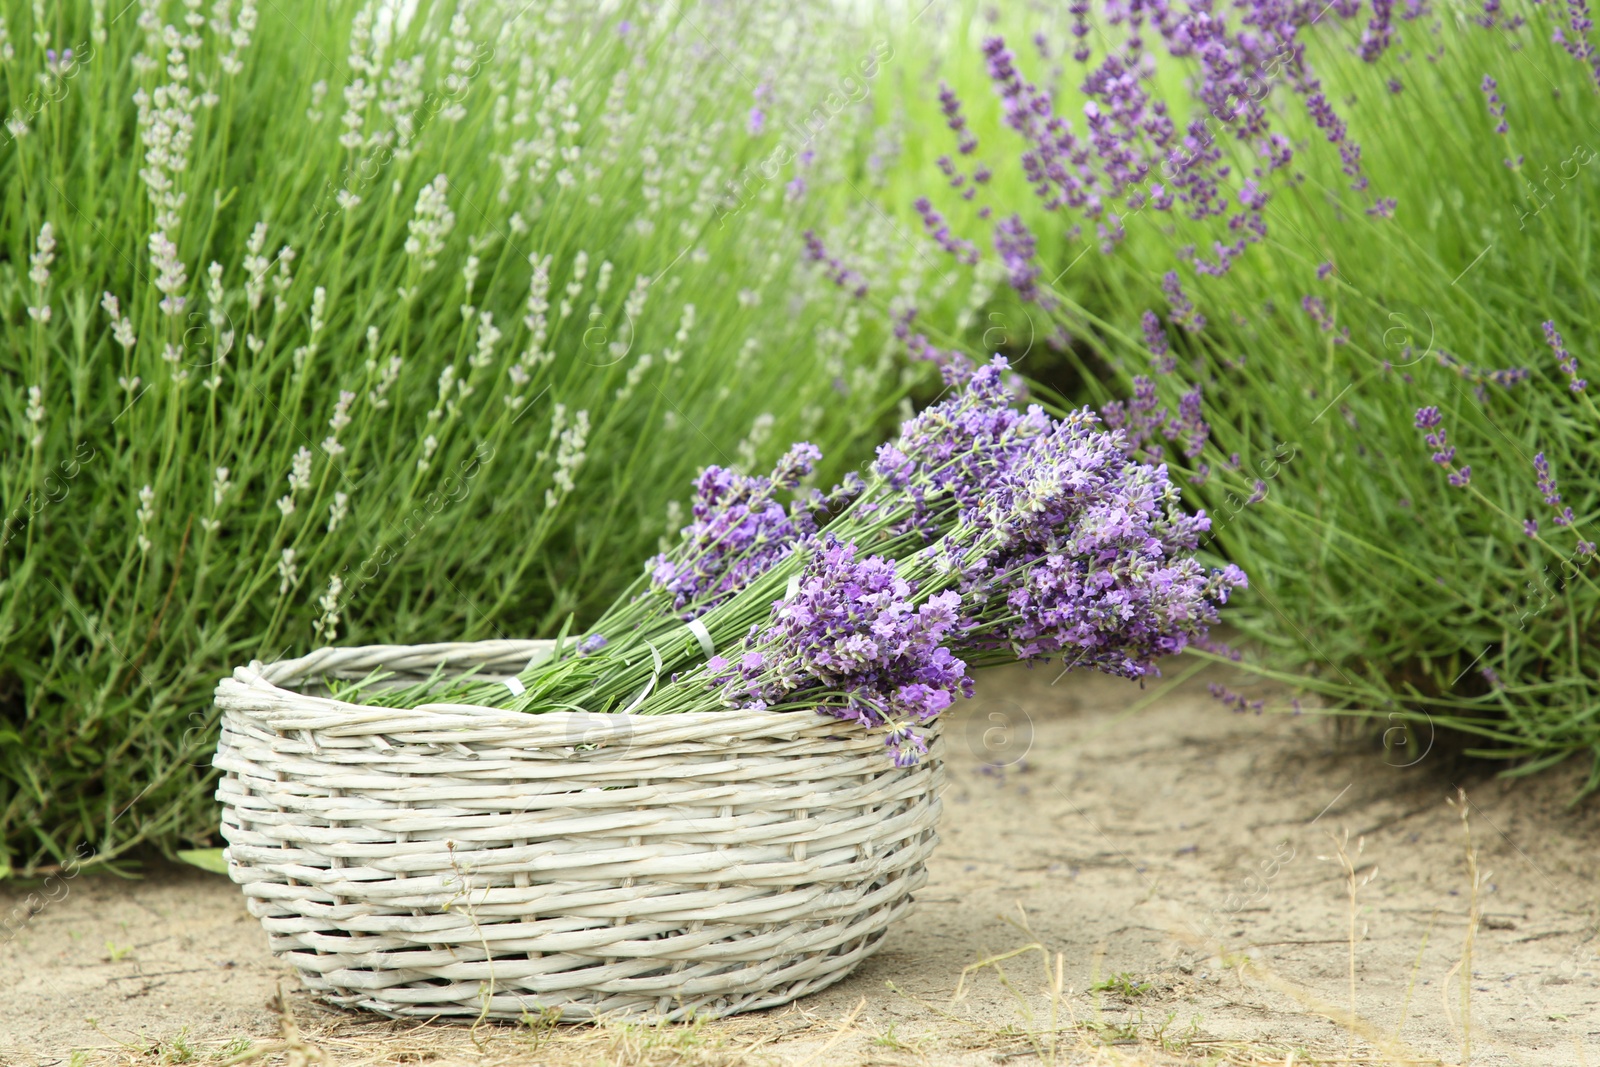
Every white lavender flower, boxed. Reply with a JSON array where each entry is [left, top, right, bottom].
[[271, 245, 295, 316], [544, 408, 590, 509], [321, 389, 354, 456], [379, 56, 423, 156], [293, 286, 327, 371], [312, 573, 343, 641], [277, 547, 298, 595], [26, 223, 54, 324], [24, 385, 45, 448], [404, 175, 455, 272], [287, 446, 313, 493], [470, 310, 500, 369], [520, 254, 552, 366], [206, 261, 227, 328], [368, 354, 401, 409], [339, 77, 374, 150], [326, 491, 349, 533], [161, 342, 188, 385], [663, 302, 695, 364], [211, 465, 232, 509], [306, 78, 328, 122], [616, 353, 654, 403], [438, 11, 478, 123], [242, 222, 269, 309], [149, 230, 188, 317], [735, 413, 775, 471], [427, 365, 455, 422], [135, 484, 155, 552]]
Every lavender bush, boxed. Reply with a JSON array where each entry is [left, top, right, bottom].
[[835, 1, 1600, 787], [0, 0, 932, 876]]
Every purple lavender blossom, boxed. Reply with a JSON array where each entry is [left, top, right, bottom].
[[1481, 75, 1509, 134], [1141, 310, 1175, 372], [1534, 451, 1561, 506], [994, 214, 1053, 309], [1415, 406, 1472, 482], [1361, 0, 1397, 60], [916, 197, 980, 265], [709, 538, 973, 766], [1302, 295, 1336, 332], [801, 231, 868, 298], [1434, 350, 1531, 389], [577, 633, 608, 655], [649, 442, 843, 614], [1162, 271, 1206, 332], [939, 81, 979, 155], [956, 406, 1243, 676], [1525, 518, 1540, 537], [1209, 683, 1264, 714], [1544, 320, 1587, 391], [873, 356, 1050, 535]]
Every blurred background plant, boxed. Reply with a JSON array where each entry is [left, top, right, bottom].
[[0, 0, 986, 876], [835, 0, 1600, 790]]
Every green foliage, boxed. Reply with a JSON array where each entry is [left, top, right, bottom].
[[900, 3, 1600, 783], [0, 0, 916, 874]]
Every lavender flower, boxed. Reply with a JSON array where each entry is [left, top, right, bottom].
[[801, 230, 868, 298], [1141, 310, 1175, 372], [994, 214, 1052, 308], [872, 357, 1050, 534], [938, 81, 979, 155], [649, 441, 838, 613], [916, 197, 979, 264], [1162, 271, 1205, 332], [1533, 452, 1560, 506], [1415, 406, 1471, 482], [1544, 320, 1586, 392], [709, 538, 972, 766], [1209, 683, 1264, 714], [1481, 75, 1509, 134]]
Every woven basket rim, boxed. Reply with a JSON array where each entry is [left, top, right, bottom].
[[217, 639, 883, 742]]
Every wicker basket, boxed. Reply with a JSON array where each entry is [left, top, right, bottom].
[[213, 640, 944, 1022]]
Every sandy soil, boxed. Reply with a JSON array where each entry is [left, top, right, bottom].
[[3, 661, 1597, 1066]]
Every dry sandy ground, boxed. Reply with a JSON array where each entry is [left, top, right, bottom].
[[3, 661, 1597, 1067]]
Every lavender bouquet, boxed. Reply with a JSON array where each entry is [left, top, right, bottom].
[[366, 358, 1246, 764]]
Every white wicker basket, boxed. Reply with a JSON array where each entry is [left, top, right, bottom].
[[213, 640, 944, 1022]]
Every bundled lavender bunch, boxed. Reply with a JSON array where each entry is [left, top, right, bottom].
[[652, 540, 973, 765], [371, 358, 1245, 764]]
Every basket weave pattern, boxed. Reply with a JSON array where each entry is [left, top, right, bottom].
[[213, 641, 944, 1021]]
